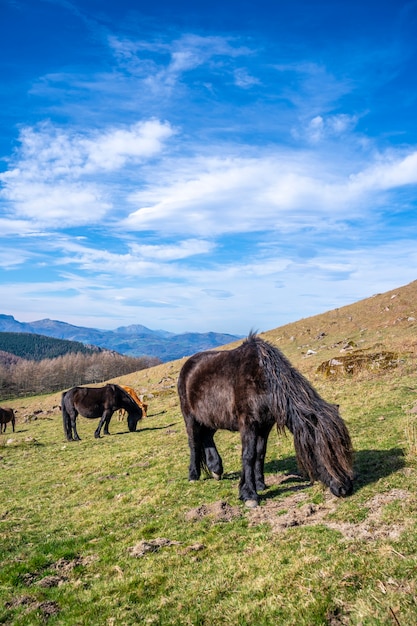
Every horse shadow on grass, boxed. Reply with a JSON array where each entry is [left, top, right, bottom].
[[112, 422, 178, 436], [259, 447, 406, 499], [218, 447, 406, 502], [352, 447, 405, 490]]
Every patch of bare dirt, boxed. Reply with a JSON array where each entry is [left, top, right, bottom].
[[181, 543, 206, 553], [128, 537, 181, 557], [52, 554, 98, 575], [249, 484, 412, 540], [128, 538, 207, 558], [5, 595, 60, 620], [185, 500, 241, 523], [21, 554, 98, 589], [35, 575, 65, 588]]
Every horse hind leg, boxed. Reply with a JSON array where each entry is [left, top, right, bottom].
[[186, 421, 223, 482], [201, 427, 223, 480], [70, 411, 81, 441], [62, 405, 79, 441]]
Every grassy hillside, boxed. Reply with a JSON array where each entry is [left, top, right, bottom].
[[1, 280, 417, 625]]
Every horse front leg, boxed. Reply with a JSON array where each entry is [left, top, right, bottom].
[[94, 410, 112, 438], [103, 410, 114, 436], [254, 424, 273, 492], [239, 426, 259, 507], [201, 426, 223, 480]]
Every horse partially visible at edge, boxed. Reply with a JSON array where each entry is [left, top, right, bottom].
[[177, 332, 353, 508], [61, 384, 143, 441], [0, 407, 16, 433]]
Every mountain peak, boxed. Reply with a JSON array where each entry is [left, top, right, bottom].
[[0, 315, 242, 362]]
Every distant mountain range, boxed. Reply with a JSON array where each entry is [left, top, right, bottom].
[[0, 314, 242, 362]]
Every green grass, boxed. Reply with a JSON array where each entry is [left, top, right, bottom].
[[1, 372, 417, 626], [2, 281, 417, 625]]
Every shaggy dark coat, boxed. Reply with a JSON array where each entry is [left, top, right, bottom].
[[178, 333, 353, 506], [62, 384, 142, 441]]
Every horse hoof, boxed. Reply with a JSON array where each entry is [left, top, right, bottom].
[[245, 499, 259, 509], [211, 472, 222, 481]]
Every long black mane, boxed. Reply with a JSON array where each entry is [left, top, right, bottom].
[[178, 333, 353, 507], [252, 335, 353, 487]]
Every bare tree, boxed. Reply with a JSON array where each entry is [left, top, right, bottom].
[[0, 351, 160, 400]]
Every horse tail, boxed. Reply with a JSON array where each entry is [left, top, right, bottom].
[[289, 405, 353, 485], [256, 336, 353, 492], [61, 391, 71, 438]]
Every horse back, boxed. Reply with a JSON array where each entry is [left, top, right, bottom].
[[64, 384, 118, 418], [178, 344, 266, 431]]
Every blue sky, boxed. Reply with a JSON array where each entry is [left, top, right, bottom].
[[1, 0, 417, 334]]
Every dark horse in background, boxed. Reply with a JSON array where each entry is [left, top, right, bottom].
[[62, 384, 143, 441], [0, 407, 16, 433], [178, 333, 353, 507]]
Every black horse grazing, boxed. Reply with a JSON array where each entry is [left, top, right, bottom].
[[178, 333, 353, 507], [0, 407, 16, 433], [62, 384, 143, 441]]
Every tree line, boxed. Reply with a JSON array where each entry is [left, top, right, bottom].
[[0, 332, 102, 360], [0, 351, 161, 400]]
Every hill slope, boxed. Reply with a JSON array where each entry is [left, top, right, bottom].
[[2, 281, 417, 626]]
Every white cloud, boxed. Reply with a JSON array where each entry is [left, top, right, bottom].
[[2, 233, 417, 334], [82, 120, 175, 172], [295, 113, 360, 143], [0, 118, 174, 227], [124, 144, 417, 238], [349, 151, 417, 191], [233, 68, 260, 88], [1, 181, 111, 226], [0, 218, 41, 237], [128, 239, 215, 260], [44, 237, 215, 278], [108, 32, 253, 95], [0, 248, 31, 269]]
